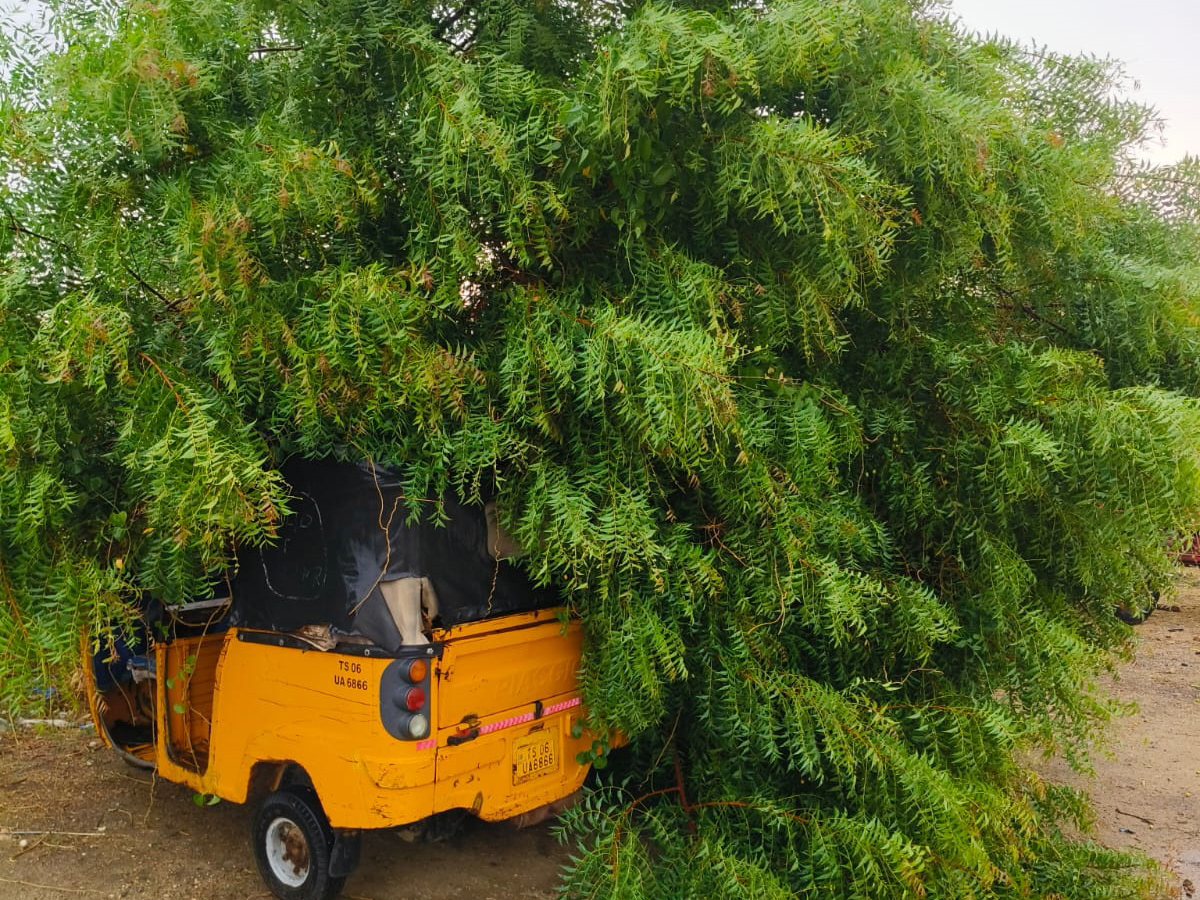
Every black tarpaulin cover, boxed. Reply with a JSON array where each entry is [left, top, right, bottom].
[[227, 459, 557, 651]]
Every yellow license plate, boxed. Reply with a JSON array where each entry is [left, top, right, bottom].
[[512, 729, 559, 785]]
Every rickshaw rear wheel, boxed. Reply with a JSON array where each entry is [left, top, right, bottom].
[[252, 787, 346, 900], [1115, 587, 1160, 626]]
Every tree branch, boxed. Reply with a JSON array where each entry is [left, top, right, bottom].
[[432, 2, 479, 40], [121, 263, 171, 306], [3, 210, 74, 253], [250, 45, 303, 56]]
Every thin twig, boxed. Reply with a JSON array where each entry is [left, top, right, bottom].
[[2, 210, 73, 253], [1115, 807, 1155, 825], [0, 876, 105, 895], [3, 830, 109, 837], [432, 1, 478, 39], [249, 45, 303, 55], [348, 460, 404, 616], [142, 769, 158, 827], [137, 352, 187, 412], [8, 834, 46, 860], [120, 262, 177, 308], [112, 771, 153, 785]]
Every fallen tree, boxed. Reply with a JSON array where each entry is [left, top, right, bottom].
[[3, 1, 1200, 897]]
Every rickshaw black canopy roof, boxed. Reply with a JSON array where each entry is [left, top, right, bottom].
[[227, 459, 556, 652]]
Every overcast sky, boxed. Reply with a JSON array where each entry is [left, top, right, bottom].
[[949, 0, 1199, 164]]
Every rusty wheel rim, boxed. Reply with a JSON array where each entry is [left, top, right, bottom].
[[264, 816, 310, 888]]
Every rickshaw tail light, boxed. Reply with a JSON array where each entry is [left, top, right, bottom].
[[407, 713, 430, 739]]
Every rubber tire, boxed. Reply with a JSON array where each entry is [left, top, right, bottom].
[[252, 788, 346, 900], [1115, 588, 1159, 626]]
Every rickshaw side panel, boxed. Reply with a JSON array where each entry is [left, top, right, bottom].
[[158, 635, 225, 773], [199, 631, 438, 828]]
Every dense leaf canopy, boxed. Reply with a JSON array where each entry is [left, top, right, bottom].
[[3, 1, 1200, 897]]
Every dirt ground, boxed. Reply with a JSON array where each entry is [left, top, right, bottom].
[[0, 732, 569, 900], [2, 573, 1199, 900], [1037, 565, 1200, 900], [0, 735, 569, 900]]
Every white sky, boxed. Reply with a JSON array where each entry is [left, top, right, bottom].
[[949, 0, 1200, 164]]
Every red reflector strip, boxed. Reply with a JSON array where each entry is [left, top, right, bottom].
[[422, 697, 583, 751], [476, 696, 582, 737]]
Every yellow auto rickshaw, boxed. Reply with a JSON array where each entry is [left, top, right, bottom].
[[85, 459, 610, 900]]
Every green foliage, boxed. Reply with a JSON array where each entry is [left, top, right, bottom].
[[2, 0, 1198, 897]]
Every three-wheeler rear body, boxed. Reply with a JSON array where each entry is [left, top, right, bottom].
[[85, 606, 608, 900], [87, 608, 595, 828]]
